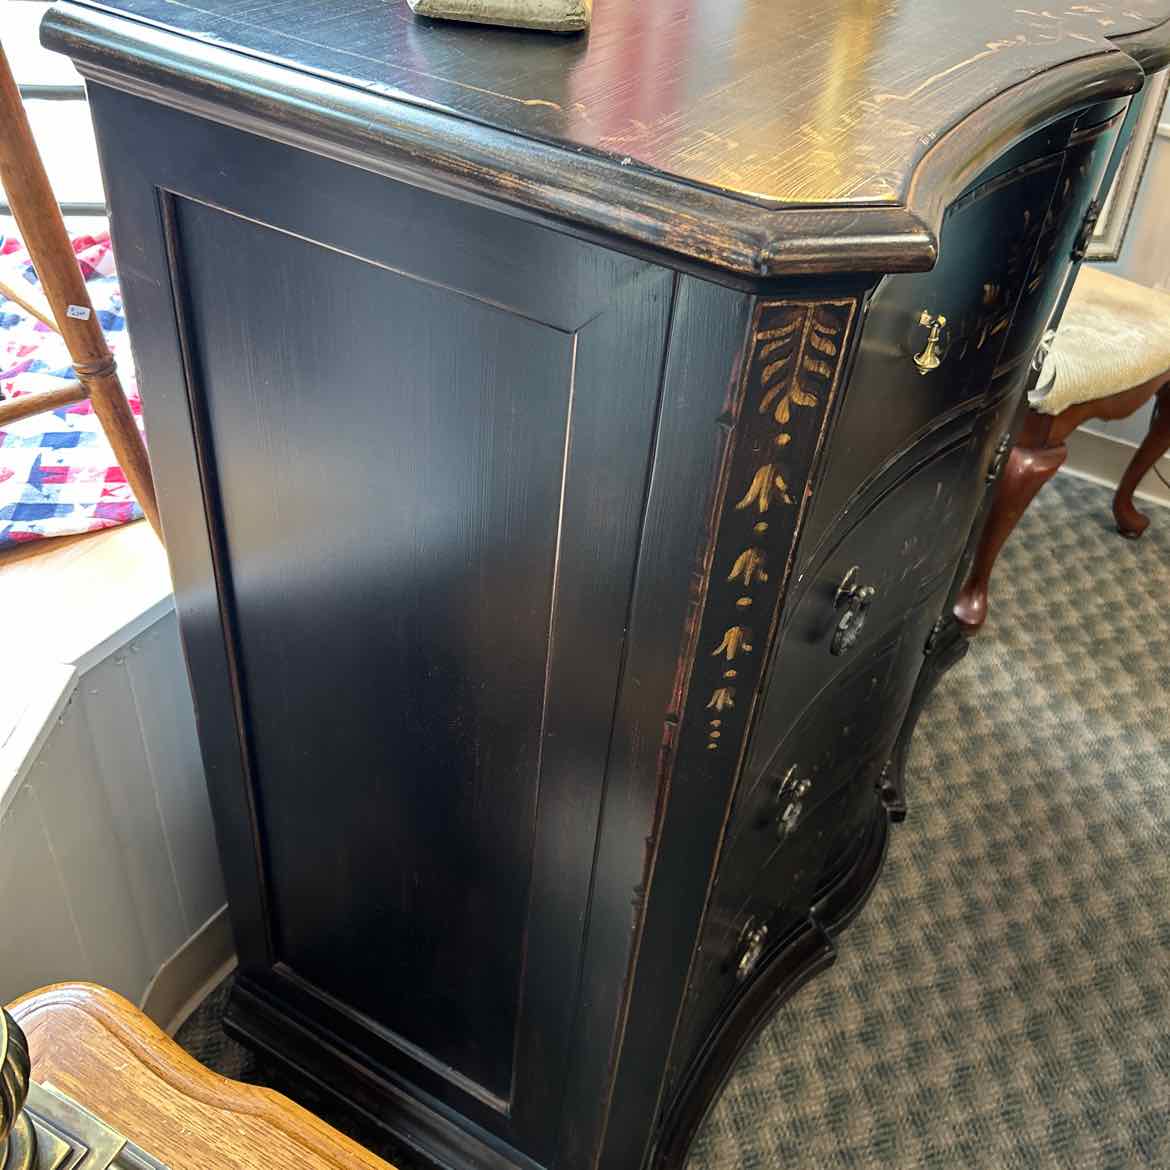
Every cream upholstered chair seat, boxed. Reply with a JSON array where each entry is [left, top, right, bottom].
[[956, 263, 1170, 634], [1031, 265, 1170, 415]]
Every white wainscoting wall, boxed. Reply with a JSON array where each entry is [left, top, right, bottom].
[[0, 526, 230, 1028]]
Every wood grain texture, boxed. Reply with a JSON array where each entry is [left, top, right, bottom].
[[41, 0, 1165, 276], [37, 0, 1167, 206], [0, 380, 85, 425], [165, 188, 671, 1153], [8, 983, 397, 1170]]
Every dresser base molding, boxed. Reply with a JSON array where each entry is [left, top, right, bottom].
[[651, 796, 890, 1170], [223, 979, 537, 1170]]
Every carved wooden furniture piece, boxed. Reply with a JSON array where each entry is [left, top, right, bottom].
[[955, 265, 1170, 633], [0, 42, 159, 537], [4, 984, 398, 1170], [42, 2, 1170, 1169]]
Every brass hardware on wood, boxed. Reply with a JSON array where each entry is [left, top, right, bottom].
[[913, 310, 948, 375], [777, 799, 804, 840], [736, 920, 768, 982], [1031, 327, 1057, 378], [831, 568, 876, 656], [1, 1004, 171, 1170], [834, 565, 860, 609]]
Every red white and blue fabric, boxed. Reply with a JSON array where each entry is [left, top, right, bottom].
[[0, 229, 144, 546]]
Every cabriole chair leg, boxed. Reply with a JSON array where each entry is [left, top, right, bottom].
[[954, 425, 1067, 635], [1114, 380, 1170, 539]]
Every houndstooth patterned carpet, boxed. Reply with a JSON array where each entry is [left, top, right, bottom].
[[178, 471, 1170, 1170]]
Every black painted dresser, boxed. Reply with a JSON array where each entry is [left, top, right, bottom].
[[42, 3, 1170, 1168]]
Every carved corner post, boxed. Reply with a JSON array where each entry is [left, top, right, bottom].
[[680, 298, 858, 769], [0, 1009, 36, 1170]]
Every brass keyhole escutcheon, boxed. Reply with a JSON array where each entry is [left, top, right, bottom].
[[913, 310, 948, 375]]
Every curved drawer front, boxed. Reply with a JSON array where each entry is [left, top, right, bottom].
[[719, 637, 904, 918], [802, 150, 1068, 554], [803, 100, 1124, 561], [992, 107, 1126, 387], [746, 438, 972, 787], [665, 584, 949, 1098], [666, 760, 885, 1099]]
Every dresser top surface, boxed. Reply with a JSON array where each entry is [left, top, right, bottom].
[[44, 0, 1170, 275], [50, 0, 1170, 206]]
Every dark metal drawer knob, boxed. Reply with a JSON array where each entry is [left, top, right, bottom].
[[775, 765, 812, 842], [986, 432, 1012, 483], [831, 566, 876, 656]]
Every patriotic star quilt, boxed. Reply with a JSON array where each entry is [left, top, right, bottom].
[[0, 229, 145, 547]]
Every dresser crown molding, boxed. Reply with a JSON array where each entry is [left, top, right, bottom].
[[41, 0, 1167, 278]]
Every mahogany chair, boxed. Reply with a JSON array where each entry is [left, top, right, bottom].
[[955, 264, 1170, 634]]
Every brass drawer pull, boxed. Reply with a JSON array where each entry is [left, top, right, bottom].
[[913, 310, 948, 375], [736, 919, 769, 982], [831, 566, 876, 656]]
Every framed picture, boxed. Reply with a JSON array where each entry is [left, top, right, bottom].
[[1087, 66, 1170, 262]]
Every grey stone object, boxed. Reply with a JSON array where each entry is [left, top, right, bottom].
[[406, 0, 591, 32]]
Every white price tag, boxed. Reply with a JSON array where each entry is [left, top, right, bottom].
[[66, 304, 92, 321]]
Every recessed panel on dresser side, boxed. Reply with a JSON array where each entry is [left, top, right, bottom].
[[84, 82, 683, 1169]]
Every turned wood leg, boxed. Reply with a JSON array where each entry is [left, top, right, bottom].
[[1113, 380, 1170, 539], [954, 426, 1067, 635]]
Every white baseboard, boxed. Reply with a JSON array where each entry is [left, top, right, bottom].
[[139, 904, 236, 1035], [1062, 426, 1170, 512]]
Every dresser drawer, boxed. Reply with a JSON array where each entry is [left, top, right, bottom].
[[730, 636, 902, 854], [803, 148, 1068, 554], [667, 583, 948, 1095], [746, 438, 970, 787], [688, 638, 908, 1021], [670, 749, 890, 1092]]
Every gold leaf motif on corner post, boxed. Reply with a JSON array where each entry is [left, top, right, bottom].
[[728, 548, 768, 586], [757, 307, 842, 426], [712, 626, 753, 660], [735, 464, 792, 512], [699, 298, 854, 758], [706, 687, 735, 712]]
